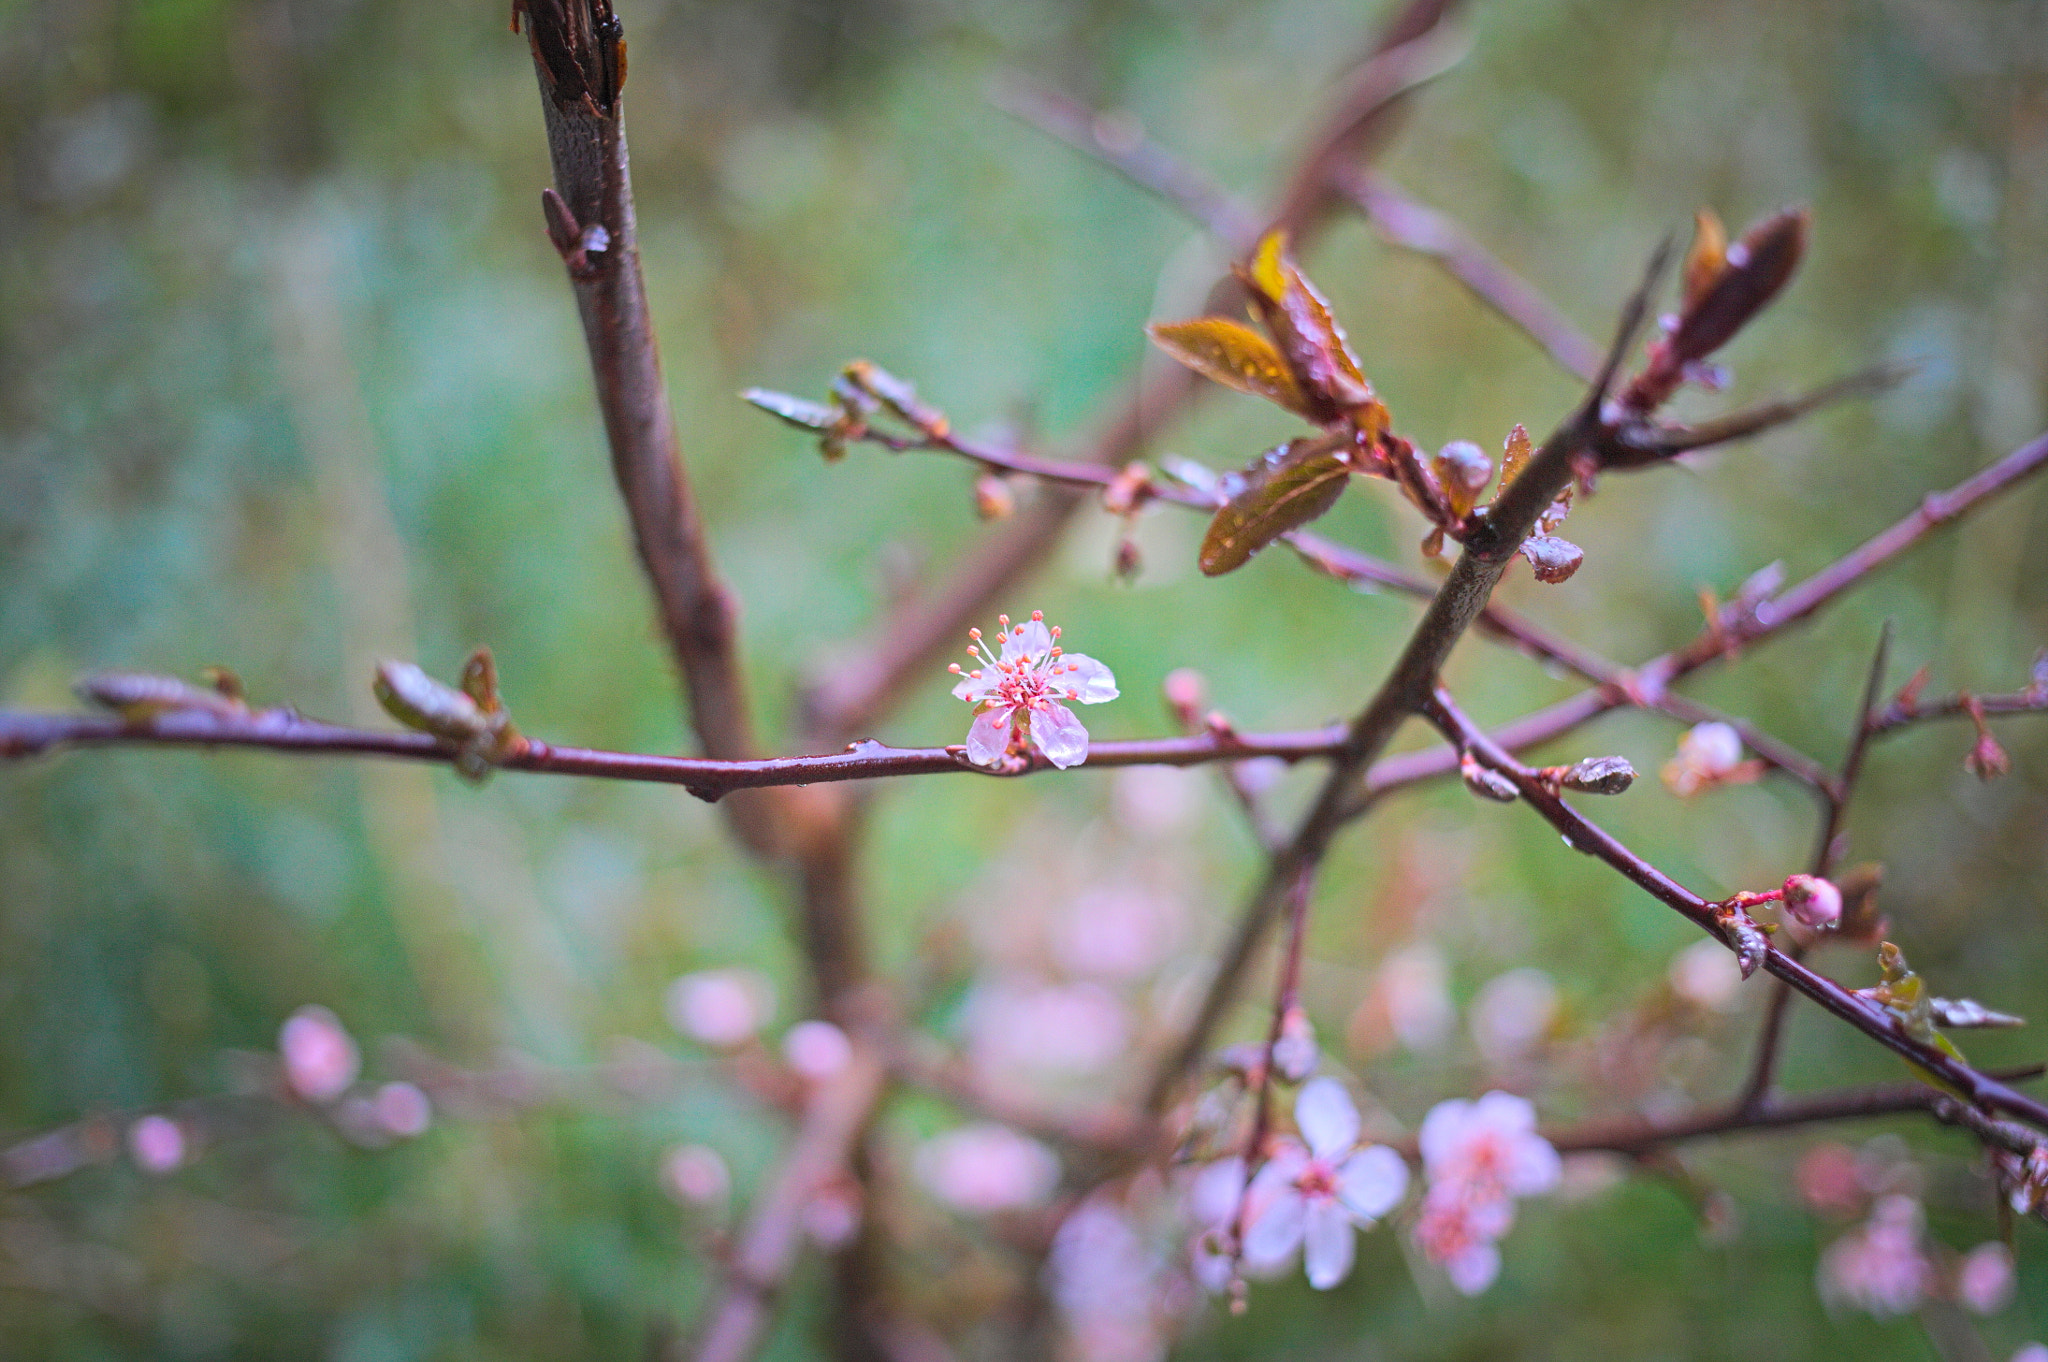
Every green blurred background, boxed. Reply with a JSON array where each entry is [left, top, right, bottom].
[[2, 0, 2045, 1357]]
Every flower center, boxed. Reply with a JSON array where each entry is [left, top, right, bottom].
[[1295, 1158, 1339, 1201]]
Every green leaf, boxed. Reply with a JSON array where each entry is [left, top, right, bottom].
[[1146, 317, 1312, 419], [1199, 439, 1352, 576], [742, 388, 840, 431]]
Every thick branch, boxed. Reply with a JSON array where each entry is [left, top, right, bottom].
[[515, 3, 768, 851]]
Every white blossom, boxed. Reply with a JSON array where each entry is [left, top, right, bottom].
[[950, 612, 1117, 768]]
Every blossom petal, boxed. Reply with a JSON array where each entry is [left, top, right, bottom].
[[1001, 618, 1054, 664], [1296, 1078, 1360, 1159], [1503, 1133, 1562, 1197], [1032, 702, 1090, 769], [951, 672, 999, 703], [1302, 1200, 1356, 1290], [1445, 1241, 1502, 1296], [1417, 1098, 1473, 1175], [1241, 1187, 1305, 1268], [1336, 1145, 1408, 1222], [965, 707, 1013, 766], [1186, 1157, 1246, 1229], [1473, 1090, 1539, 1136], [1057, 653, 1119, 704]]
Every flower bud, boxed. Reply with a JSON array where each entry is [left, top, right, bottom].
[[1562, 755, 1636, 795], [1782, 874, 1843, 930], [974, 473, 1015, 521], [1271, 1006, 1318, 1082], [1459, 751, 1519, 803]]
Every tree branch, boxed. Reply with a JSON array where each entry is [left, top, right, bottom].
[[514, 1, 771, 852], [1356, 428, 2048, 798], [1142, 240, 1670, 1113], [1428, 688, 2048, 1134]]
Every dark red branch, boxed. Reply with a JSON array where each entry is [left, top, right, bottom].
[[1427, 688, 2048, 1134], [516, 2, 769, 852]]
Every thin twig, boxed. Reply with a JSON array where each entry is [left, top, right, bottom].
[[1428, 688, 2048, 1133], [1735, 624, 1895, 1115], [987, 78, 1260, 250], [1604, 364, 1911, 463], [0, 707, 1353, 792]]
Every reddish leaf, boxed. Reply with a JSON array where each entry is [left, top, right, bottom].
[[1199, 439, 1352, 576], [1681, 208, 1728, 312], [1518, 534, 1584, 583], [1672, 207, 1808, 363], [1146, 317, 1313, 419], [1433, 440, 1493, 520], [1234, 231, 1376, 422], [1497, 423, 1533, 492]]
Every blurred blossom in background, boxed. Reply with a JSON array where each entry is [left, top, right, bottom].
[[1, 0, 2046, 1358]]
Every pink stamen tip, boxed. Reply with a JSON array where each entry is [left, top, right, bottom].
[[949, 664, 962, 674], [1030, 611, 1043, 621], [968, 628, 982, 639]]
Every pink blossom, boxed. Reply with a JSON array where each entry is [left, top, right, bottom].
[[915, 1123, 1061, 1214], [1048, 1200, 1169, 1362], [950, 612, 1117, 768], [1819, 1194, 1933, 1317], [661, 1144, 731, 1207], [2013, 1346, 2048, 1362], [1955, 1241, 2015, 1316], [782, 1019, 853, 1080], [1240, 1079, 1409, 1289], [1781, 874, 1843, 930], [1795, 1142, 1865, 1217], [665, 969, 775, 1048], [279, 1004, 360, 1103], [801, 1185, 862, 1247], [1381, 944, 1456, 1052], [1418, 1091, 1561, 1207], [1469, 970, 1557, 1066], [967, 977, 1129, 1077], [373, 1081, 432, 1138], [1413, 1181, 1513, 1295], [1662, 721, 1754, 796], [1669, 938, 1745, 1009], [127, 1114, 186, 1175]]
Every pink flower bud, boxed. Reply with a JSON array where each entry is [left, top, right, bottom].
[[373, 1081, 432, 1138], [662, 1144, 731, 1207], [665, 969, 775, 1048], [280, 1004, 360, 1103], [1782, 874, 1843, 930], [1955, 1241, 2014, 1315], [127, 1114, 186, 1175], [781, 1020, 853, 1081]]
